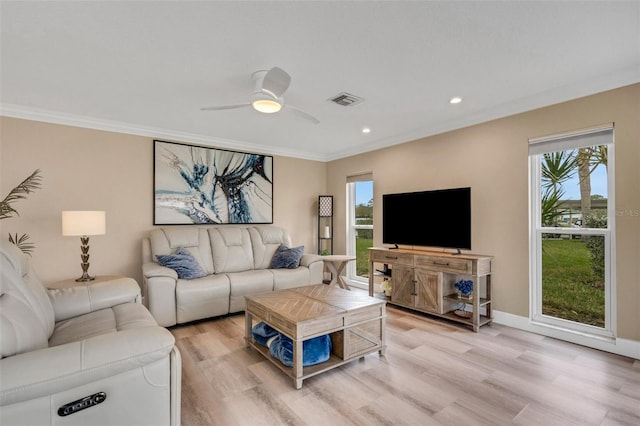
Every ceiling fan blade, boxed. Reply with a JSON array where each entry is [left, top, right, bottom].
[[200, 103, 250, 111], [262, 67, 291, 99], [287, 105, 320, 125]]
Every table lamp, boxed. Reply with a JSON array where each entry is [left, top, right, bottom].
[[62, 210, 106, 282]]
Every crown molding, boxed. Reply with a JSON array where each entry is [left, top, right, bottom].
[[325, 65, 640, 161], [3, 65, 638, 163], [0, 104, 328, 162]]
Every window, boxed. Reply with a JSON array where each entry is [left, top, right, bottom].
[[529, 125, 615, 339], [346, 174, 373, 289]]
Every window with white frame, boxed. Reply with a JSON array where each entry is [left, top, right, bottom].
[[529, 125, 615, 339], [346, 174, 373, 289]]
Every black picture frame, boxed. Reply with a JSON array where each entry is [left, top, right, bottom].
[[153, 140, 273, 225]]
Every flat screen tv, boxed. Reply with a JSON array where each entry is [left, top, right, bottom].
[[382, 187, 471, 251]]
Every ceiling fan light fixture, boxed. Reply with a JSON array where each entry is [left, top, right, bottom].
[[252, 98, 282, 113], [251, 90, 282, 113], [203, 67, 317, 122]]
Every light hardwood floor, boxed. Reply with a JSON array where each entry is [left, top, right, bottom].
[[171, 305, 640, 426]]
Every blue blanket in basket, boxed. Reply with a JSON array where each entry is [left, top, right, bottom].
[[252, 322, 331, 367]]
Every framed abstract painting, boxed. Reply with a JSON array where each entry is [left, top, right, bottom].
[[154, 140, 273, 225]]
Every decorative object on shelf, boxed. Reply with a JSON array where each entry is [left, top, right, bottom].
[[0, 169, 42, 255], [453, 309, 472, 319], [62, 210, 106, 282], [322, 225, 331, 239], [454, 279, 474, 318], [154, 140, 273, 225], [381, 279, 392, 297], [317, 195, 333, 255], [454, 279, 474, 298]]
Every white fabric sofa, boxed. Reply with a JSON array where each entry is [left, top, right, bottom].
[[0, 241, 181, 426], [142, 225, 323, 327]]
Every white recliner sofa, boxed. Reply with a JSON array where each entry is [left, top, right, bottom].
[[0, 242, 181, 426], [142, 225, 323, 327]]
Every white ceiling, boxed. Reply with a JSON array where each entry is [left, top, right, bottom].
[[1, 1, 639, 161]]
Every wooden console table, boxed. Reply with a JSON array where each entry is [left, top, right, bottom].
[[368, 248, 492, 331]]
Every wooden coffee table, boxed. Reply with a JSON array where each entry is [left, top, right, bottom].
[[245, 284, 386, 389]]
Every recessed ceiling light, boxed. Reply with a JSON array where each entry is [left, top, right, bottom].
[[362, 127, 371, 134], [449, 97, 462, 104]]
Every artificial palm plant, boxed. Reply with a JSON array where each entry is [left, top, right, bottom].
[[0, 169, 42, 255]]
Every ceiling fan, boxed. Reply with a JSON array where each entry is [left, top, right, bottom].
[[201, 67, 319, 124]]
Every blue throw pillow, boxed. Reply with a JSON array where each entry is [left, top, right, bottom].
[[156, 247, 207, 280], [270, 244, 304, 269]]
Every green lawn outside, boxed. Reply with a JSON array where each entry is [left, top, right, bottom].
[[356, 238, 373, 277], [542, 238, 605, 327]]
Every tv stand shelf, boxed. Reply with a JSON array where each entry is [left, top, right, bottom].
[[368, 248, 493, 332]]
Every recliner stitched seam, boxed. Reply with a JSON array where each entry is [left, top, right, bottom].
[[0, 343, 174, 398], [87, 285, 94, 311]]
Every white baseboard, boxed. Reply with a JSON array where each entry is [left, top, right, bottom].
[[493, 310, 639, 360]]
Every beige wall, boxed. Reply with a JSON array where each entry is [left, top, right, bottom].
[[1, 85, 638, 342], [0, 117, 327, 285], [327, 84, 639, 341]]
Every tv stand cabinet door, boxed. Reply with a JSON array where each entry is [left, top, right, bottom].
[[391, 265, 414, 307], [415, 269, 442, 314]]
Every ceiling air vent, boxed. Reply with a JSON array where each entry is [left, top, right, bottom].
[[328, 92, 365, 107]]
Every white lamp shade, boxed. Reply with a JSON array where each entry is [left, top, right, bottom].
[[62, 211, 106, 236]]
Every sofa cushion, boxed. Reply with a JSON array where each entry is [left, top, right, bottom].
[[47, 277, 141, 323], [272, 267, 311, 291], [208, 227, 254, 273], [1, 242, 55, 358], [176, 274, 230, 323], [156, 247, 207, 280], [49, 303, 157, 347], [149, 228, 214, 274], [228, 270, 273, 313], [249, 226, 292, 269], [0, 275, 50, 358]]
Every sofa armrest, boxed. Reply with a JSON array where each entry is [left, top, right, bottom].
[[143, 262, 178, 279], [300, 254, 324, 284], [0, 327, 175, 406], [143, 263, 178, 327], [47, 277, 141, 322], [300, 253, 322, 268]]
